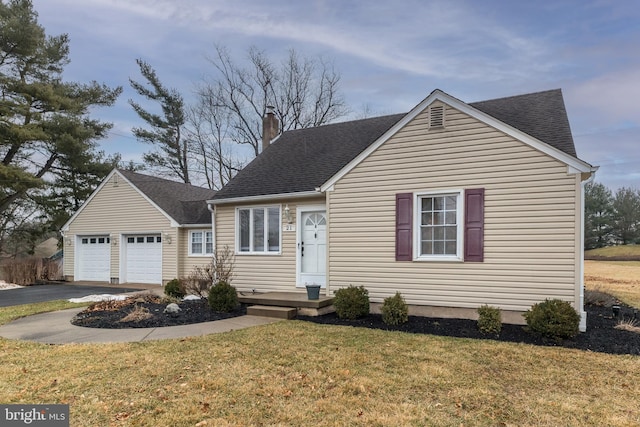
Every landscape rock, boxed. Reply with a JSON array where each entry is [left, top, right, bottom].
[[164, 303, 182, 317]]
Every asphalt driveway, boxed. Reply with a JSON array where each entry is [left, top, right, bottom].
[[0, 284, 144, 307]]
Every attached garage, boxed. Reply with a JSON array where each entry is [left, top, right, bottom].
[[61, 169, 217, 285], [76, 235, 111, 281], [122, 235, 162, 284]]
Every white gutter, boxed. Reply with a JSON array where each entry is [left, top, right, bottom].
[[208, 190, 322, 206], [207, 202, 216, 251]]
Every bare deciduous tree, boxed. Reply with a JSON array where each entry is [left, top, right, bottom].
[[189, 45, 348, 188], [185, 91, 244, 190]]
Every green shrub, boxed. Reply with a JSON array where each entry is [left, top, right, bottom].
[[523, 299, 580, 341], [477, 305, 502, 335], [381, 292, 409, 325], [334, 285, 370, 320], [208, 281, 238, 312], [164, 278, 185, 298]]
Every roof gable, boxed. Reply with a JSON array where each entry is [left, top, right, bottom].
[[62, 169, 216, 231], [211, 88, 595, 203]]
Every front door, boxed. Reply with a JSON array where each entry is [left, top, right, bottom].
[[297, 209, 326, 287]]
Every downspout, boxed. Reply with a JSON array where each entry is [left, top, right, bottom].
[[60, 230, 66, 281], [579, 171, 597, 332], [207, 202, 216, 252]]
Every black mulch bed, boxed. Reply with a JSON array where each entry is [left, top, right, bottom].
[[72, 294, 640, 356], [299, 303, 640, 356], [71, 298, 246, 329]]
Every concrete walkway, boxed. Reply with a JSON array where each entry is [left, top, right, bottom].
[[0, 308, 281, 344]]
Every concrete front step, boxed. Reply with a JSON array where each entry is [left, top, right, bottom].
[[247, 305, 297, 319]]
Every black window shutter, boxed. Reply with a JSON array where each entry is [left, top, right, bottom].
[[396, 193, 413, 261], [464, 188, 485, 262]]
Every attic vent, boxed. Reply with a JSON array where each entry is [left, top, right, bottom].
[[429, 105, 445, 128]]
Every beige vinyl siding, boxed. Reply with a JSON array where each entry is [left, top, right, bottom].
[[214, 197, 325, 292], [329, 103, 580, 312], [64, 174, 177, 283]]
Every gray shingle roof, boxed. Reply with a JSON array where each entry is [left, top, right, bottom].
[[213, 89, 578, 201], [213, 113, 405, 200], [470, 89, 576, 157], [118, 169, 216, 225]]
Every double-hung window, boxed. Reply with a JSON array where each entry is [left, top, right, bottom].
[[416, 191, 463, 260], [397, 189, 484, 262], [237, 206, 280, 253], [190, 230, 213, 256]]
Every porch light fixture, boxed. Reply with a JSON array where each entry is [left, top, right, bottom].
[[164, 233, 172, 244], [284, 204, 292, 224]]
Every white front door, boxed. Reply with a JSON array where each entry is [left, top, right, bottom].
[[297, 209, 326, 287]]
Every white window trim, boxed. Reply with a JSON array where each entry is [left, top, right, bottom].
[[413, 189, 464, 262], [235, 205, 282, 255], [189, 230, 214, 257]]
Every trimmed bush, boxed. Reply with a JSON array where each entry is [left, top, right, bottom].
[[477, 305, 502, 335], [164, 278, 185, 298], [381, 292, 409, 325], [523, 299, 580, 341], [208, 281, 238, 312], [334, 285, 370, 320]]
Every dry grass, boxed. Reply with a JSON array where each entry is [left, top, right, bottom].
[[119, 305, 153, 323], [586, 245, 640, 258], [615, 319, 640, 334], [584, 260, 640, 307], [0, 300, 86, 327], [1, 302, 640, 426]]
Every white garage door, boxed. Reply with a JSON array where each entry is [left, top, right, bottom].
[[124, 235, 162, 284], [77, 236, 111, 281]]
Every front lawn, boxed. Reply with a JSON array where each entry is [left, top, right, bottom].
[[0, 300, 86, 327], [1, 302, 639, 426]]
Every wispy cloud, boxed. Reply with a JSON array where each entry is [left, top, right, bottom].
[[30, 0, 640, 189], [61, 0, 553, 81]]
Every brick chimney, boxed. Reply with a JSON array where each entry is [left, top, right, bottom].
[[262, 106, 279, 152]]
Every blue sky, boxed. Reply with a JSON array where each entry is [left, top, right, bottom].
[[31, 0, 640, 190]]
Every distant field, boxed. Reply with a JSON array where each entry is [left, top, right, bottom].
[[585, 245, 640, 260], [584, 260, 640, 308]]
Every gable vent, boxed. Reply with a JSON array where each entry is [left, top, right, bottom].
[[429, 105, 445, 128]]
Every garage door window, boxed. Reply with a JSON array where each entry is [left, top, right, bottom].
[[82, 237, 110, 245]]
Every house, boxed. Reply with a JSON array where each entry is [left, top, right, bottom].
[[61, 169, 216, 285], [208, 89, 597, 330]]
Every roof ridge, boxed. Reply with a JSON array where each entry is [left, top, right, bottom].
[[116, 168, 208, 189], [280, 112, 407, 134], [469, 88, 561, 105]]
